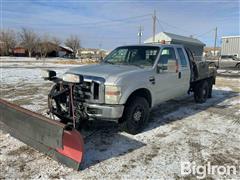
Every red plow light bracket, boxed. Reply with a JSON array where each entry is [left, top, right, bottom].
[[56, 129, 84, 170]]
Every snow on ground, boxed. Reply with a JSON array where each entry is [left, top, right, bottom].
[[1, 67, 67, 84], [0, 56, 97, 68], [217, 69, 240, 78], [217, 69, 240, 74], [0, 56, 80, 62], [0, 59, 240, 179]]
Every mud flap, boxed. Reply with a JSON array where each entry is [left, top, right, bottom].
[[0, 99, 84, 170]]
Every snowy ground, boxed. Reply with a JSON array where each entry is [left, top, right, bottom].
[[0, 58, 240, 179], [0, 56, 97, 69]]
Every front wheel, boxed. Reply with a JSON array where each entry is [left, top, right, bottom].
[[122, 97, 150, 135], [194, 80, 209, 103]]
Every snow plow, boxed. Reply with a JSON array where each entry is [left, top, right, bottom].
[[0, 98, 84, 170]]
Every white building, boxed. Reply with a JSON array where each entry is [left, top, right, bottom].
[[221, 36, 240, 58], [145, 32, 205, 61]]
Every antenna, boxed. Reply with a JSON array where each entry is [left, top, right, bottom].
[[138, 25, 143, 44]]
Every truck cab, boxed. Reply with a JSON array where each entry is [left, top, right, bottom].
[[152, 44, 191, 104]]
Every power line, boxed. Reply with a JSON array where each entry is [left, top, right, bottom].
[[3, 13, 151, 27], [75, 13, 152, 26], [193, 28, 215, 37], [156, 17, 165, 32], [74, 16, 151, 28], [5, 16, 152, 30], [155, 18, 193, 33]]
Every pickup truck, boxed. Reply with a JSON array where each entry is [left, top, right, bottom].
[[43, 44, 216, 134], [208, 55, 240, 69]]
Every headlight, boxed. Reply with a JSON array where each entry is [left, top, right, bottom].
[[105, 85, 121, 104], [63, 73, 83, 83]]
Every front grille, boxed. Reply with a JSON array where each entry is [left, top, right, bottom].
[[73, 80, 104, 103], [93, 83, 99, 99]]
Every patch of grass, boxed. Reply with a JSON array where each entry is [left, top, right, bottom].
[[49, 174, 60, 179], [208, 153, 239, 166], [12, 98, 34, 105], [143, 145, 159, 165], [54, 60, 98, 65], [7, 146, 36, 156], [19, 164, 26, 172], [156, 133, 167, 138], [127, 148, 135, 153]]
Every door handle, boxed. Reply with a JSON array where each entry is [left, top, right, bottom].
[[149, 76, 155, 84], [178, 72, 181, 79]]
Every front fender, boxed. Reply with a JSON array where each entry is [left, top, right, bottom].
[[119, 82, 153, 106]]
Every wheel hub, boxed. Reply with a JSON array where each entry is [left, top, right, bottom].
[[133, 110, 142, 121], [203, 89, 206, 96]]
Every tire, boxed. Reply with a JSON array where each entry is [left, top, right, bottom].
[[194, 80, 209, 103], [236, 63, 240, 69], [122, 97, 150, 135], [208, 62, 217, 68]]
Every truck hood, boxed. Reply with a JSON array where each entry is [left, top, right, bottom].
[[67, 64, 144, 83]]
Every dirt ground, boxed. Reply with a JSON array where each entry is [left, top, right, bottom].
[[0, 63, 239, 179]]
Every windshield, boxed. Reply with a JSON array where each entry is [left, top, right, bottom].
[[103, 46, 160, 67]]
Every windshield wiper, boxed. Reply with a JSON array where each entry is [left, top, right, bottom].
[[103, 61, 114, 65], [130, 64, 144, 68]]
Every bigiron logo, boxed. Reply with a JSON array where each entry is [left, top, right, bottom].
[[181, 161, 240, 179]]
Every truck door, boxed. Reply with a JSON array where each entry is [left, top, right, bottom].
[[154, 47, 180, 104], [176, 47, 191, 95]]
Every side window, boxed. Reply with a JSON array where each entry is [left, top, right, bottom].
[[159, 47, 176, 64], [177, 48, 187, 66], [185, 48, 194, 62]]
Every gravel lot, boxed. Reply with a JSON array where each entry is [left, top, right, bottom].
[[0, 58, 240, 179]]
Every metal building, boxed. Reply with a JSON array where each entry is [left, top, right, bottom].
[[144, 32, 205, 61], [221, 36, 240, 58]]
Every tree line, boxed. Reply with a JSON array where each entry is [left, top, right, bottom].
[[0, 28, 80, 58]]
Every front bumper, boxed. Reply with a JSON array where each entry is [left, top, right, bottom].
[[85, 103, 124, 120]]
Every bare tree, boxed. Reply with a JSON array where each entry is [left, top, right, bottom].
[[52, 36, 61, 54], [19, 28, 38, 57], [37, 35, 50, 58], [36, 35, 61, 58], [65, 35, 80, 58], [0, 29, 16, 56]]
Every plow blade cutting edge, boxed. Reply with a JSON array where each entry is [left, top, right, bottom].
[[0, 99, 84, 170]]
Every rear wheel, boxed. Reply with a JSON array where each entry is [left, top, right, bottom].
[[194, 80, 209, 103], [236, 63, 240, 69], [122, 97, 150, 135]]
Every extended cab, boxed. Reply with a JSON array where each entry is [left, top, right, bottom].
[[43, 44, 216, 134]]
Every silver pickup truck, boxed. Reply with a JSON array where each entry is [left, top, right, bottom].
[[43, 44, 216, 134]]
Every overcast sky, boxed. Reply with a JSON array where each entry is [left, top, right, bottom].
[[2, 0, 239, 50]]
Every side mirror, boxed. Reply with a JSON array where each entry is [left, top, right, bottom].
[[157, 63, 167, 73], [41, 70, 56, 80], [167, 59, 178, 73], [156, 59, 178, 73]]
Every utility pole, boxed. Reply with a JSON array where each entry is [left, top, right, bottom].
[[152, 10, 156, 43], [138, 25, 143, 44], [98, 42, 102, 61], [213, 27, 217, 57]]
